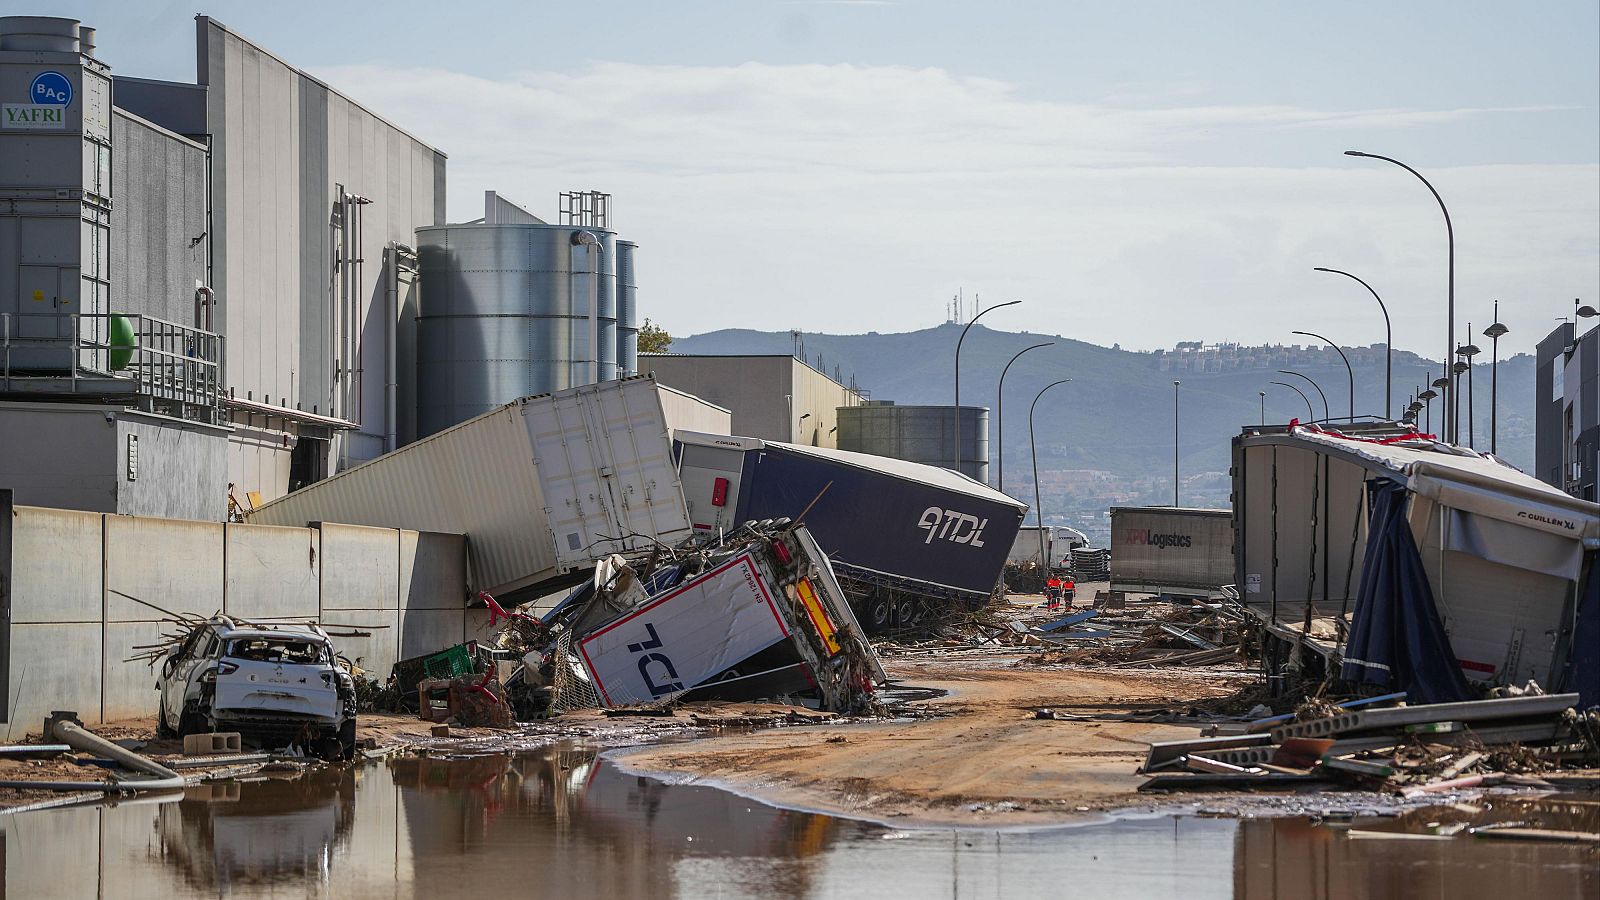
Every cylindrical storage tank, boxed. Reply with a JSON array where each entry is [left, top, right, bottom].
[[836, 403, 989, 484], [415, 223, 618, 438], [615, 240, 639, 377], [0, 16, 81, 52]]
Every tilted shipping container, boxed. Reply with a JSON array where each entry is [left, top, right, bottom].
[[247, 377, 693, 598]]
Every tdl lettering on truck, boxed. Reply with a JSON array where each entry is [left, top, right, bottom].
[[918, 506, 988, 547], [1124, 528, 1193, 549]]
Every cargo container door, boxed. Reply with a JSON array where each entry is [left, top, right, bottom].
[[527, 380, 691, 569]]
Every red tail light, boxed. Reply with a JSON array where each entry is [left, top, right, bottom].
[[711, 477, 729, 507], [771, 539, 792, 566]]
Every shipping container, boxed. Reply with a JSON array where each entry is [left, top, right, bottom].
[[673, 431, 1027, 630], [247, 377, 693, 598], [1109, 507, 1234, 596]]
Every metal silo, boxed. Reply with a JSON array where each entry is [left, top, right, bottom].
[[415, 223, 618, 438], [615, 240, 638, 376], [836, 403, 989, 484]]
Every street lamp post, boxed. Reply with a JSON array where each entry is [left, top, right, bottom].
[[1269, 381, 1316, 422], [1278, 369, 1330, 422], [1172, 380, 1181, 506], [995, 341, 1054, 493], [1484, 304, 1509, 455], [1314, 267, 1393, 418], [1258, 390, 1265, 426], [1029, 379, 1071, 572], [954, 299, 1021, 478], [1345, 150, 1455, 441], [1292, 330, 1355, 421], [1458, 330, 1481, 448]]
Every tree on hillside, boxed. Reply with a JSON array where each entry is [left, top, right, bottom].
[[638, 318, 672, 353]]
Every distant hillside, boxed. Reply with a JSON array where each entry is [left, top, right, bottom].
[[666, 325, 1537, 486]]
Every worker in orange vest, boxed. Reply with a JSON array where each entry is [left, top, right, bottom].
[[1045, 575, 1064, 610]]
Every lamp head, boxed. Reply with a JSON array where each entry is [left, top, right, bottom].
[[1484, 323, 1508, 338]]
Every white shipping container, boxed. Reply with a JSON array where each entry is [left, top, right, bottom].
[[247, 377, 693, 596]]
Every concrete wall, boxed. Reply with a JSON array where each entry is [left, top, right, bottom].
[[0, 403, 227, 521], [109, 108, 208, 327], [643, 354, 862, 447], [3, 505, 472, 734]]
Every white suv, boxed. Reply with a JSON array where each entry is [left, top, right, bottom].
[[157, 617, 357, 760]]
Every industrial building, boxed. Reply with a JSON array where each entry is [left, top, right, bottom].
[[0, 15, 643, 520], [837, 401, 990, 483], [1535, 318, 1598, 500], [640, 353, 864, 448]]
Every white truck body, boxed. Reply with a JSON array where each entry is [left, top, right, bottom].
[[1007, 526, 1091, 567]]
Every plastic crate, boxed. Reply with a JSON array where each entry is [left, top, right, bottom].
[[422, 641, 481, 680]]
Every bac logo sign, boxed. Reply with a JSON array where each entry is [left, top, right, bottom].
[[31, 72, 74, 106], [3, 71, 72, 131]]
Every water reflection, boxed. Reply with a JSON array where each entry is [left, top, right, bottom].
[[0, 744, 1593, 899]]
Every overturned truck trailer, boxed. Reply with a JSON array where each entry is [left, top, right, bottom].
[[672, 432, 1027, 632], [1233, 423, 1600, 706], [533, 523, 886, 713], [247, 377, 699, 599]]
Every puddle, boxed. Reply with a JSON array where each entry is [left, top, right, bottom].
[[0, 744, 1593, 898]]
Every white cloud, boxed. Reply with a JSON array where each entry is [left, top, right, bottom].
[[314, 61, 1599, 360]]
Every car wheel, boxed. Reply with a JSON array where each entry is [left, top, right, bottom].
[[178, 707, 207, 738], [156, 704, 175, 739], [338, 719, 357, 762]]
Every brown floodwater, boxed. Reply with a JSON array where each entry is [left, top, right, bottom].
[[0, 745, 1594, 899]]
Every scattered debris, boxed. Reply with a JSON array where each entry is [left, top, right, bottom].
[[1139, 691, 1600, 797]]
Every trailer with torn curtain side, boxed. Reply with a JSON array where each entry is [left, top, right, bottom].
[[246, 376, 695, 600], [671, 431, 1027, 633]]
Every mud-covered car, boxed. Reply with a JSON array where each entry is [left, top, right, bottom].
[[157, 617, 356, 760]]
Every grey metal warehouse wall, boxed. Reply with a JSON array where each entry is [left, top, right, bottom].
[[1, 504, 487, 735], [108, 108, 207, 326], [197, 15, 447, 462]]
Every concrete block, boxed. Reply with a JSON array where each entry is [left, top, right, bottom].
[[102, 621, 169, 720], [184, 732, 242, 756], [400, 529, 468, 610], [224, 522, 320, 620], [10, 506, 104, 624], [5, 622, 102, 737], [399, 608, 467, 660], [319, 609, 401, 677], [105, 514, 224, 622], [320, 523, 399, 610]]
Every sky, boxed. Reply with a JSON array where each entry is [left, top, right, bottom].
[[33, 0, 1600, 360]]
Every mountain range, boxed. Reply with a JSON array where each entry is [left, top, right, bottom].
[[667, 324, 1537, 517]]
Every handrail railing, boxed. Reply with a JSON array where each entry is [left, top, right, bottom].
[[1, 312, 224, 423]]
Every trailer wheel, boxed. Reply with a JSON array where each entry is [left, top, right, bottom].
[[865, 596, 893, 633], [895, 599, 924, 630]]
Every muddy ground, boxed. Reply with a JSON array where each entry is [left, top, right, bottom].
[[612, 651, 1252, 827]]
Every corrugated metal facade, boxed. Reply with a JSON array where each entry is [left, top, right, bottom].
[[197, 16, 446, 494], [109, 109, 206, 326]]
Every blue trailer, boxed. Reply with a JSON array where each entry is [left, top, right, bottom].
[[673, 432, 1028, 631]]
